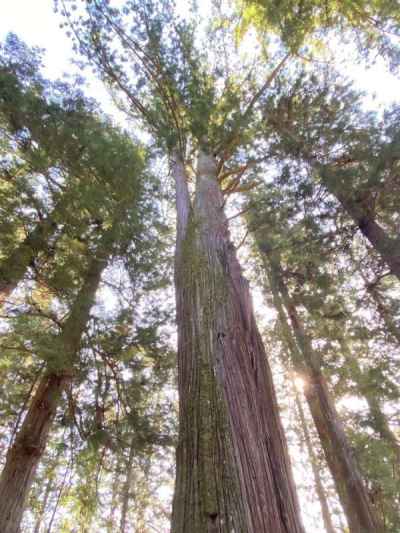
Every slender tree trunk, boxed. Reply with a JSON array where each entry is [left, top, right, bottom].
[[32, 443, 64, 533], [171, 149, 304, 533], [293, 385, 336, 533], [108, 456, 121, 532], [120, 437, 136, 533], [256, 241, 380, 532], [45, 458, 72, 533], [365, 282, 400, 345], [337, 338, 400, 473], [0, 241, 109, 533], [269, 122, 400, 281], [320, 171, 400, 281], [0, 203, 62, 306], [297, 270, 400, 473]]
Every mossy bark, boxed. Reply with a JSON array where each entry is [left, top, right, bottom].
[[171, 150, 304, 533], [257, 243, 381, 533], [0, 236, 110, 533]]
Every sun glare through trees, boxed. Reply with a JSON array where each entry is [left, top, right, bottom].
[[0, 1, 399, 532]]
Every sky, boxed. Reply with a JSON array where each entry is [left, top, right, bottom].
[[1, 0, 400, 116], [0, 0, 121, 118], [1, 2, 399, 531]]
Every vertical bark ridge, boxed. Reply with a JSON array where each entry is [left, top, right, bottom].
[[172, 149, 304, 533]]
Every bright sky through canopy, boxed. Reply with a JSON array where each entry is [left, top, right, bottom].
[[1, 0, 400, 116], [0, 4, 400, 533]]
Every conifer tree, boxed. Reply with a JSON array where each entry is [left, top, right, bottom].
[[0, 37, 164, 531], [251, 224, 379, 531], [261, 71, 400, 282], [246, 166, 399, 529], [1, 1, 399, 530], [59, 1, 306, 531]]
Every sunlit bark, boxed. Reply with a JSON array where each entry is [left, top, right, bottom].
[[171, 148, 304, 533], [257, 241, 380, 532]]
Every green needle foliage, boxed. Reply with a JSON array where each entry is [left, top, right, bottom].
[[0, 0, 399, 530]]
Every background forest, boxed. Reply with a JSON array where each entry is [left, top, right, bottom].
[[0, 1, 399, 532]]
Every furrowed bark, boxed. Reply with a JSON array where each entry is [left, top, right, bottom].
[[293, 386, 336, 533], [171, 149, 304, 533], [257, 243, 380, 533], [0, 239, 109, 533]]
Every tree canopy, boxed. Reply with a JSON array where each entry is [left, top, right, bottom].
[[0, 1, 399, 531]]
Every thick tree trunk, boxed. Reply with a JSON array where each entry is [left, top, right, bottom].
[[294, 386, 336, 533], [257, 244, 380, 533], [0, 243, 108, 533], [171, 150, 304, 533], [0, 204, 61, 307]]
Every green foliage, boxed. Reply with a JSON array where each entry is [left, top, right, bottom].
[[237, 0, 400, 69], [1, 0, 400, 529]]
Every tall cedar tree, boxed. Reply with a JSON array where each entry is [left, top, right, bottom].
[[59, 1, 306, 531], [0, 37, 157, 532]]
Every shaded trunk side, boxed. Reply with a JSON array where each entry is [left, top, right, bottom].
[[0, 242, 109, 533], [171, 151, 304, 533], [258, 243, 380, 533]]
